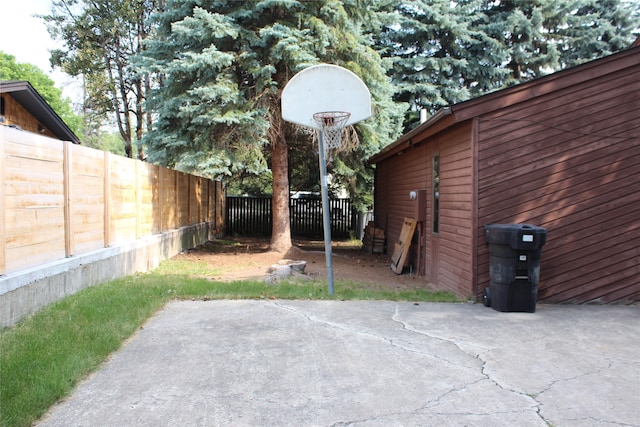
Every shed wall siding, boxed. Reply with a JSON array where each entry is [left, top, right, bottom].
[[437, 124, 474, 296], [375, 123, 474, 297], [375, 143, 429, 255], [476, 61, 640, 303]]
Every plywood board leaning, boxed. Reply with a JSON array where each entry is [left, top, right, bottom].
[[390, 217, 416, 274]]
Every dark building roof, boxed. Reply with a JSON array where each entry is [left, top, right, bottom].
[[0, 80, 80, 144]]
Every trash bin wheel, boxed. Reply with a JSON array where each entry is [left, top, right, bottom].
[[482, 288, 491, 307]]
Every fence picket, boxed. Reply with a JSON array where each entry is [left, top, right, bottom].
[[226, 196, 357, 238]]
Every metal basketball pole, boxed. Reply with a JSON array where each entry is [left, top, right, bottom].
[[317, 130, 335, 295]]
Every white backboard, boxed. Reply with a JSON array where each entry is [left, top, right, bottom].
[[281, 64, 372, 130]]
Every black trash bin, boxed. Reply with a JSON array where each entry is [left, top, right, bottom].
[[483, 223, 547, 313]]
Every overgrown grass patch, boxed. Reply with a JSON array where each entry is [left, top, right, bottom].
[[0, 278, 169, 427], [1, 258, 459, 427], [331, 280, 459, 302]]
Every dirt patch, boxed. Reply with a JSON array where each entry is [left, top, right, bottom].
[[173, 237, 433, 291]]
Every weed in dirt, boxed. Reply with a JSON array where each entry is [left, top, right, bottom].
[[193, 239, 270, 254]]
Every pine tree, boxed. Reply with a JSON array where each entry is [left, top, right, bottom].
[[381, 0, 640, 130], [378, 0, 477, 129], [465, 0, 639, 89], [548, 0, 640, 67], [138, 0, 403, 251]]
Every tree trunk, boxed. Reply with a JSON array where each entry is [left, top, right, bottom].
[[270, 133, 292, 253]]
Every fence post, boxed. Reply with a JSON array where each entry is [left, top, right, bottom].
[[0, 131, 5, 274], [216, 181, 221, 234], [158, 166, 165, 233], [63, 141, 73, 256], [104, 151, 111, 247], [207, 180, 213, 225], [133, 160, 142, 239]]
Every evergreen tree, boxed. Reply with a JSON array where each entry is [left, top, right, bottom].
[[381, 0, 640, 130], [138, 0, 403, 251], [378, 0, 477, 128], [469, 0, 562, 86], [548, 0, 640, 67], [465, 0, 639, 89]]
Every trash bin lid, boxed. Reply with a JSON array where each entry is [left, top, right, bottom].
[[485, 223, 547, 249]]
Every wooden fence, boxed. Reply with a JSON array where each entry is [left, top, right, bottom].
[[226, 196, 358, 238], [0, 126, 224, 275]]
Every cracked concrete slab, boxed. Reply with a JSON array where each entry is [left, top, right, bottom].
[[36, 301, 640, 427]]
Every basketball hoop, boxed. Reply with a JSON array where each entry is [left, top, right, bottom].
[[282, 65, 371, 296], [313, 111, 351, 154]]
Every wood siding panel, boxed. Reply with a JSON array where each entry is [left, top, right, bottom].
[[0, 127, 223, 275], [1, 94, 56, 139], [138, 162, 160, 236], [177, 172, 189, 227], [375, 123, 474, 297], [69, 143, 105, 254], [3, 130, 66, 270], [189, 175, 203, 225], [215, 181, 225, 234], [375, 143, 429, 248], [109, 155, 138, 245], [437, 124, 474, 296], [160, 167, 177, 231], [477, 60, 640, 303], [478, 66, 637, 139]]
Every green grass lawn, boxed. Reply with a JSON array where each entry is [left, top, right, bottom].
[[0, 257, 458, 427]]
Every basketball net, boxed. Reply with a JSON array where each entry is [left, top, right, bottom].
[[313, 111, 350, 158]]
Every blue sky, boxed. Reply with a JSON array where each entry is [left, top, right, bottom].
[[0, 0, 80, 101]]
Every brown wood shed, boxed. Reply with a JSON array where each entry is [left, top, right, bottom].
[[369, 45, 639, 304]]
